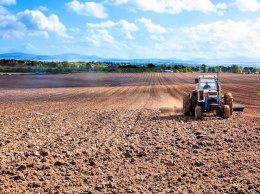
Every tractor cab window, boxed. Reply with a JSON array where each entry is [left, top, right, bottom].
[[198, 79, 217, 90]]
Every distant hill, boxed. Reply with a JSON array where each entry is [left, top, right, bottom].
[[0, 52, 259, 67], [187, 57, 260, 67], [0, 52, 103, 62]]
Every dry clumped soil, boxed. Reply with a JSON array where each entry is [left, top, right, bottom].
[[0, 73, 259, 193]]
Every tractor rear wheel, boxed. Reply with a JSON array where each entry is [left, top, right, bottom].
[[195, 106, 202, 119], [223, 105, 230, 119], [191, 93, 197, 116], [225, 93, 233, 115], [183, 93, 191, 116]]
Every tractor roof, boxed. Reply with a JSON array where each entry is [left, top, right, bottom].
[[198, 75, 217, 79]]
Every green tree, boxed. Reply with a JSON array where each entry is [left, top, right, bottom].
[[193, 66, 200, 72], [201, 64, 207, 73], [231, 64, 242, 73], [160, 64, 167, 71], [57, 63, 65, 73], [208, 66, 217, 73], [85, 62, 92, 71], [216, 66, 222, 73], [147, 63, 155, 68]]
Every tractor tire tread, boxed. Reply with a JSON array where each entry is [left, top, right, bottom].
[[183, 93, 191, 116]]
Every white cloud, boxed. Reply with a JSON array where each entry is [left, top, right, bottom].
[[36, 6, 49, 12], [83, 19, 139, 52], [181, 0, 215, 13], [118, 20, 138, 39], [0, 0, 15, 14], [126, 19, 260, 59], [0, 14, 26, 38], [110, 0, 227, 14], [132, 0, 168, 13], [150, 35, 165, 41], [86, 20, 138, 40], [66, 0, 108, 19], [87, 21, 116, 28], [24, 43, 37, 51], [235, 0, 260, 12], [180, 19, 260, 58], [137, 17, 168, 34], [113, 0, 129, 5], [119, 20, 138, 32], [0, 0, 15, 5], [17, 9, 69, 38], [84, 29, 115, 46], [0, 9, 70, 39], [216, 3, 227, 9], [70, 27, 80, 34], [0, 5, 7, 14]]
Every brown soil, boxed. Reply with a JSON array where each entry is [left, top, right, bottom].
[[0, 73, 259, 193]]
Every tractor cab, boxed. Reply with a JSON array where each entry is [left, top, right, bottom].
[[195, 75, 219, 90], [197, 78, 217, 90], [195, 75, 221, 104]]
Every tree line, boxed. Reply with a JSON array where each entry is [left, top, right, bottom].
[[0, 59, 259, 74]]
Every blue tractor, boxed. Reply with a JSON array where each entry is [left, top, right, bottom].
[[183, 74, 233, 119]]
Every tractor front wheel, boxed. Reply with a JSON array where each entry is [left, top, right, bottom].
[[195, 106, 202, 119]]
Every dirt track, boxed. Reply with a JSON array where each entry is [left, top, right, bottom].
[[0, 73, 259, 193]]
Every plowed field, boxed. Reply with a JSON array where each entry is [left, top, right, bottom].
[[0, 73, 259, 193]]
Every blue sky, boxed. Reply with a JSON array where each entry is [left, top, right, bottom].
[[0, 0, 260, 59]]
